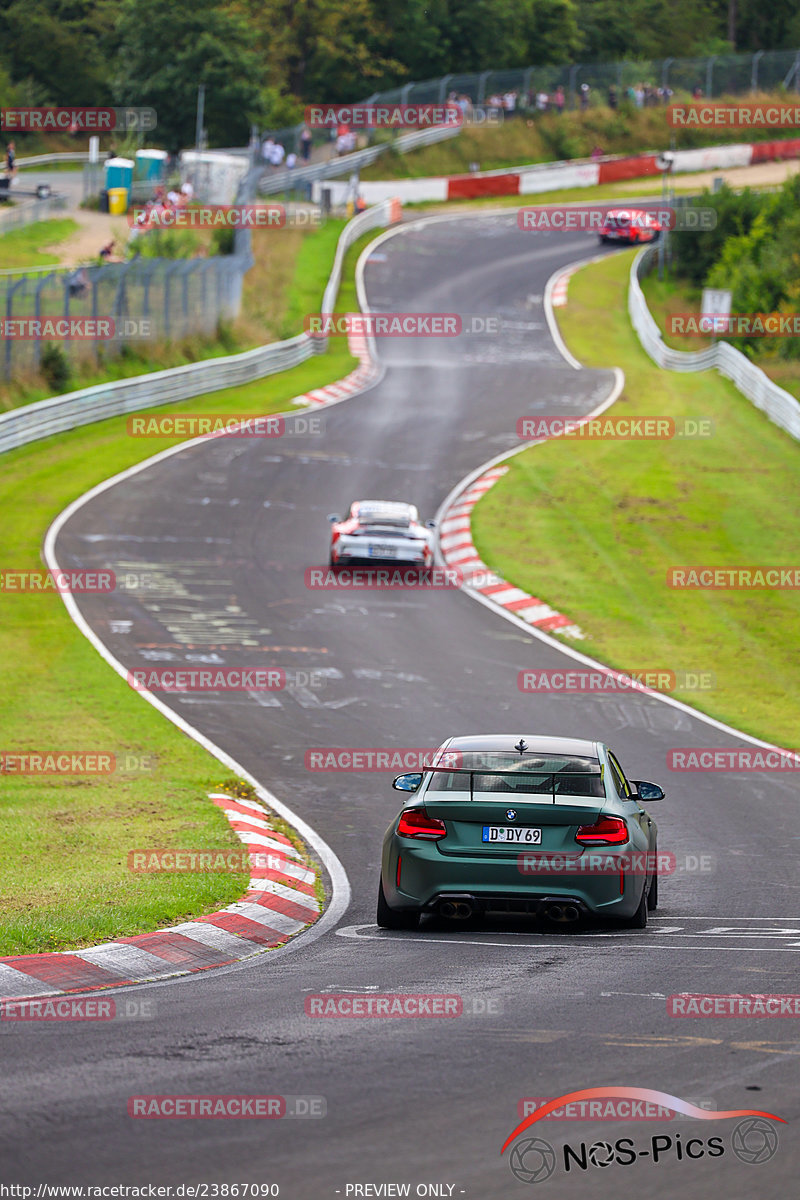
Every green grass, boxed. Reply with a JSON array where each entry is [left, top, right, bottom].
[[471, 249, 800, 746], [0, 227, 375, 954], [0, 218, 79, 269]]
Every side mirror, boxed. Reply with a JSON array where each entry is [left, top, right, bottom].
[[426, 520, 436, 529], [392, 772, 422, 792], [327, 513, 341, 523], [633, 780, 664, 802]]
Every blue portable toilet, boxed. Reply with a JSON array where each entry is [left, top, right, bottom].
[[104, 157, 135, 190], [135, 149, 168, 182]]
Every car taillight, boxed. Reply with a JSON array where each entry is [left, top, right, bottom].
[[575, 815, 628, 845], [396, 808, 447, 840]]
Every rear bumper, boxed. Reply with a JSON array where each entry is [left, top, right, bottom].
[[384, 839, 648, 917]]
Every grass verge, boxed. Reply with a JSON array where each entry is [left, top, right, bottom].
[[0, 218, 79, 269], [471, 249, 800, 746], [0, 224, 375, 954]]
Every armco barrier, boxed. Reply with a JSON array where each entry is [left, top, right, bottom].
[[0, 199, 398, 456], [629, 245, 800, 442]]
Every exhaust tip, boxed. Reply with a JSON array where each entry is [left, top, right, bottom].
[[439, 898, 474, 920]]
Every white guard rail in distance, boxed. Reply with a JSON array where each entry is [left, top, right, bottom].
[[16, 152, 92, 169], [0, 193, 68, 232], [0, 199, 397, 456], [629, 245, 800, 443]]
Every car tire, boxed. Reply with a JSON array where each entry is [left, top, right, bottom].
[[624, 884, 648, 929], [377, 879, 420, 930], [647, 853, 658, 911]]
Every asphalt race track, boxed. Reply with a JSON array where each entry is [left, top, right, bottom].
[[3, 213, 798, 1198]]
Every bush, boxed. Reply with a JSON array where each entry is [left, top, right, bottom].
[[39, 345, 72, 394]]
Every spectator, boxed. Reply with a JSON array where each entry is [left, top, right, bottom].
[[300, 124, 312, 162], [693, 85, 703, 99], [608, 85, 618, 109], [271, 140, 286, 167], [590, 144, 604, 159], [502, 90, 517, 117], [580, 83, 590, 110], [262, 136, 275, 164], [536, 90, 549, 112], [355, 193, 367, 213], [634, 84, 645, 108], [99, 239, 119, 262], [286, 151, 297, 170], [554, 86, 565, 114], [180, 178, 194, 201], [5, 141, 16, 177]]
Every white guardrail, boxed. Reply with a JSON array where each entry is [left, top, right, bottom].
[[630, 245, 800, 443], [0, 199, 396, 456]]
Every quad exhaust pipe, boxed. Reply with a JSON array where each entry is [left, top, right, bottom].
[[544, 902, 581, 923]]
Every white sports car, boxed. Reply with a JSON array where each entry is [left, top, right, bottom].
[[327, 501, 436, 568]]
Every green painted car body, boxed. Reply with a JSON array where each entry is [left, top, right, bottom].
[[378, 734, 663, 930]]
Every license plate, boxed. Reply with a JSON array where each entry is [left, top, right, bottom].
[[368, 545, 397, 557], [482, 826, 542, 844]]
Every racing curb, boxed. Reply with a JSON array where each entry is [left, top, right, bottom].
[[290, 328, 380, 407], [0, 793, 321, 1004], [438, 465, 585, 639]]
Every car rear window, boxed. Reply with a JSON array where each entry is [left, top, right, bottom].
[[426, 754, 604, 797]]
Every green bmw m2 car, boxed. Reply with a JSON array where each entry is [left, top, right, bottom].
[[377, 735, 665, 931]]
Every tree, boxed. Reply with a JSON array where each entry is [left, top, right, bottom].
[[114, 0, 272, 151]]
